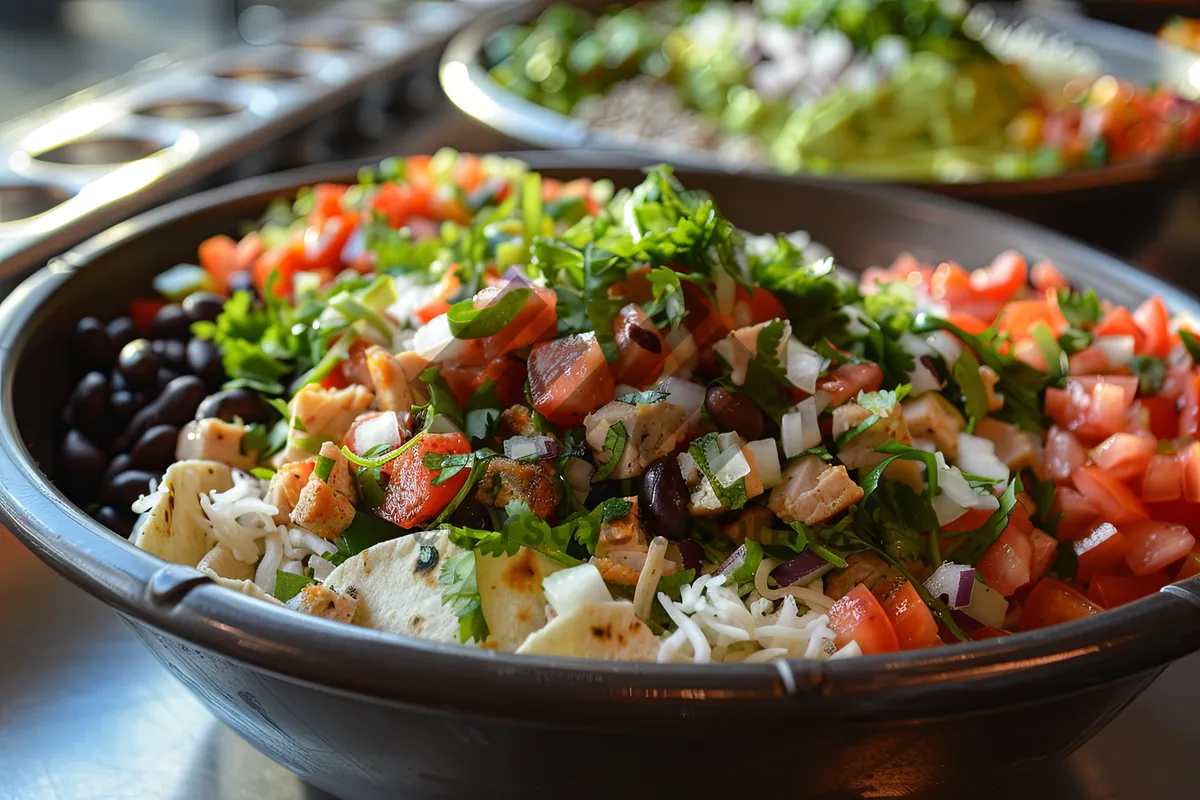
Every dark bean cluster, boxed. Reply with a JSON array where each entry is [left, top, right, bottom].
[[63, 291, 227, 537]]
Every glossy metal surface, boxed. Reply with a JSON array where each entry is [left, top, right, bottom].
[[4, 523, 1199, 799]]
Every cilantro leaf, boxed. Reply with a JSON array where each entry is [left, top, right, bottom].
[[644, 266, 687, 330], [943, 475, 1024, 564], [419, 365, 465, 431], [1129, 355, 1166, 396], [752, 250, 848, 345], [950, 348, 990, 428], [439, 551, 490, 644], [741, 319, 791, 419], [446, 286, 532, 339], [272, 570, 316, 603], [592, 421, 627, 482], [1181, 330, 1200, 363], [617, 390, 668, 405], [464, 379, 503, 442], [688, 432, 747, 511], [1056, 288, 1102, 328]]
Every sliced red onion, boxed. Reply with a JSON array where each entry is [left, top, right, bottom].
[[715, 544, 748, 578], [769, 552, 827, 587], [657, 376, 706, 427], [675, 539, 705, 572], [949, 608, 985, 636], [923, 563, 976, 609], [503, 435, 559, 461]]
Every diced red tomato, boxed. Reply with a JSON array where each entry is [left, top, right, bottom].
[[528, 333, 615, 427], [199, 233, 263, 293], [1072, 465, 1149, 525], [1181, 441, 1200, 502], [411, 273, 462, 326], [1135, 396, 1179, 441], [1000, 300, 1066, 340], [252, 236, 311, 298], [1047, 377, 1138, 443], [475, 282, 558, 359], [1066, 345, 1114, 376], [1041, 425, 1087, 482], [1142, 452, 1183, 503], [1021, 578, 1103, 631], [1073, 522, 1131, 584], [1031, 260, 1069, 291], [371, 181, 414, 228], [441, 354, 527, 410], [1133, 296, 1173, 358], [945, 312, 990, 336], [612, 304, 669, 388], [1122, 519, 1195, 576], [816, 362, 883, 407], [377, 433, 471, 528], [880, 581, 942, 650], [1088, 571, 1171, 608], [930, 261, 1001, 320], [1094, 306, 1146, 352], [129, 298, 167, 335], [1053, 486, 1098, 542], [828, 584, 900, 655], [976, 524, 1034, 597], [969, 251, 1028, 303], [745, 287, 788, 326], [1030, 529, 1058, 581], [1089, 432, 1157, 484], [1180, 372, 1200, 440]]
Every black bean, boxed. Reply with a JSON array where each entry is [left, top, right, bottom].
[[75, 317, 116, 373], [102, 469, 157, 508], [93, 506, 135, 538], [118, 339, 159, 390], [640, 456, 691, 542], [116, 375, 206, 451], [131, 424, 179, 470], [109, 369, 128, 392], [704, 385, 764, 441], [150, 304, 191, 340], [227, 270, 257, 297], [156, 367, 183, 394], [103, 453, 133, 486], [109, 390, 141, 427], [448, 496, 492, 531], [186, 338, 225, 389], [105, 316, 139, 350], [196, 388, 274, 424], [70, 372, 110, 432], [182, 291, 226, 323], [151, 338, 187, 368], [61, 429, 108, 480], [585, 480, 623, 507]]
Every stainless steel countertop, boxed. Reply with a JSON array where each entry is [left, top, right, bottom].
[[2, 522, 1199, 799]]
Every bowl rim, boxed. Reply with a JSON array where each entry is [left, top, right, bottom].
[[438, 0, 1200, 197], [2, 153, 1200, 724]]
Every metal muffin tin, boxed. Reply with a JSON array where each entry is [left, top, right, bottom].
[[0, 0, 521, 282]]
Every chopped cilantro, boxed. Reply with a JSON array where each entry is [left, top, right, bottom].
[[439, 551, 489, 644], [1129, 355, 1166, 396], [592, 422, 628, 482], [688, 432, 747, 511], [1056, 288, 1103, 328], [617, 390, 668, 405], [272, 570, 316, 603]]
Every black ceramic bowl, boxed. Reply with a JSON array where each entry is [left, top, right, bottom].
[[2, 155, 1200, 800], [440, 1, 1200, 253]]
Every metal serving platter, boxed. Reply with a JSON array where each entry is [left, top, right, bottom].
[[0, 0, 520, 282]]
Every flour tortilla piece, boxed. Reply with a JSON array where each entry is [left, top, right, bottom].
[[323, 530, 462, 643], [200, 570, 285, 607], [516, 601, 661, 661], [196, 544, 254, 581], [475, 548, 564, 652], [133, 460, 232, 567]]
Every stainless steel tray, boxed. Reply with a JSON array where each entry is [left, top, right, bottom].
[[3, 520, 1198, 797], [0, 0, 522, 282]]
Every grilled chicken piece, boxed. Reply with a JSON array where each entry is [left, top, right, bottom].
[[713, 319, 788, 386], [823, 552, 904, 601], [832, 400, 923, 491], [974, 417, 1040, 472], [317, 441, 357, 500], [474, 457, 559, 521], [903, 394, 965, 459], [584, 400, 688, 479], [176, 418, 258, 471], [496, 405, 540, 440], [768, 456, 864, 526], [365, 345, 416, 413], [979, 366, 1004, 411], [265, 459, 314, 526], [290, 444, 358, 539], [720, 505, 778, 545], [278, 384, 374, 465], [287, 583, 358, 624]]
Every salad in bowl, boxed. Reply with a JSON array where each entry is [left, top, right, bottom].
[[60, 150, 1200, 664]]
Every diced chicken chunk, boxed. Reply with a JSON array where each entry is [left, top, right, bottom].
[[903, 394, 965, 459], [832, 401, 913, 469], [496, 405, 539, 440], [474, 457, 559, 521], [584, 400, 688, 479], [265, 459, 313, 526], [277, 384, 374, 465], [823, 552, 903, 601], [287, 582, 358, 623], [979, 366, 1004, 411], [318, 441, 357, 500], [768, 456, 864, 525], [365, 345, 416, 413], [713, 320, 789, 386], [291, 479, 355, 539], [176, 418, 258, 470], [720, 504, 777, 545], [974, 417, 1040, 472], [595, 497, 648, 559]]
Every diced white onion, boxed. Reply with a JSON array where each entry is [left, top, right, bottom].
[[412, 313, 467, 363], [745, 439, 782, 489], [781, 397, 820, 458], [785, 337, 826, 393], [657, 377, 706, 427], [956, 433, 1010, 483], [351, 411, 402, 455], [712, 446, 752, 488], [310, 555, 335, 582], [900, 332, 935, 358], [932, 453, 1000, 526], [962, 580, 1009, 629], [717, 431, 742, 451], [543, 563, 613, 618], [908, 358, 943, 395], [926, 331, 963, 367], [1094, 335, 1136, 368], [714, 264, 736, 316]]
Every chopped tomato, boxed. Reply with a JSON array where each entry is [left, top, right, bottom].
[[880, 581, 942, 650], [1180, 441, 1200, 502], [1047, 377, 1138, 443], [1142, 452, 1183, 503], [1053, 486, 1098, 542], [1041, 425, 1087, 482], [1087, 571, 1171, 608], [1029, 529, 1058, 581], [1094, 305, 1145, 351], [969, 251, 1028, 302], [1031, 260, 1069, 291], [412, 273, 461, 326], [930, 261, 1001, 320], [1132, 296, 1173, 358], [1089, 432, 1157, 484], [999, 300, 1066, 340], [732, 286, 788, 328], [612, 304, 669, 388], [1122, 519, 1195, 576], [371, 181, 414, 228], [1072, 465, 1148, 525], [199, 233, 262, 293], [442, 354, 527, 410], [129, 298, 167, 336], [252, 236, 310, 298], [1073, 522, 1131, 584], [1180, 372, 1200, 440], [976, 524, 1034, 597], [816, 362, 883, 407], [1021, 578, 1103, 631], [1134, 396, 1179, 440], [528, 333, 615, 427], [828, 584, 900, 655], [945, 311, 990, 336], [378, 433, 471, 528], [1066, 345, 1113, 376], [476, 282, 558, 359]]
